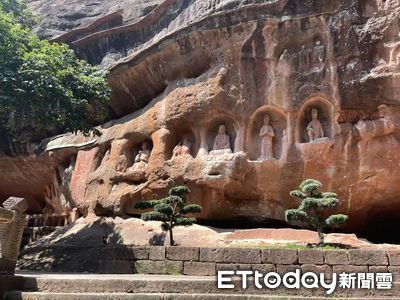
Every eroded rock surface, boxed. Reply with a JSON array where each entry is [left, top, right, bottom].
[[2, 0, 400, 236]]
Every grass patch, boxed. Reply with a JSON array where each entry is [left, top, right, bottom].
[[233, 243, 345, 250]]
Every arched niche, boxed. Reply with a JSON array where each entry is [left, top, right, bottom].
[[167, 122, 198, 159], [297, 97, 334, 143], [93, 143, 111, 171], [123, 133, 153, 167], [247, 106, 287, 161], [206, 115, 237, 153]]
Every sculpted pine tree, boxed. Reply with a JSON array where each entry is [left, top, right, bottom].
[[285, 179, 348, 246], [135, 186, 202, 246]]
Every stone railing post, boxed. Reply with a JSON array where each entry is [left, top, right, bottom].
[[0, 197, 28, 275]]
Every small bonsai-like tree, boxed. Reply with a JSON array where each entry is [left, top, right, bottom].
[[285, 179, 348, 246], [134, 186, 202, 246]]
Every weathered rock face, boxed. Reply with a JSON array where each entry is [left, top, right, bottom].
[[28, 0, 163, 39], [2, 0, 400, 238]]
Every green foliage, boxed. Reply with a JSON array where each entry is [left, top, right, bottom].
[[135, 186, 202, 246], [285, 179, 349, 246], [0, 5, 110, 149], [0, 0, 36, 28]]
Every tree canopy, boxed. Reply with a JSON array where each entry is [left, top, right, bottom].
[[285, 179, 348, 246], [0, 0, 35, 27], [0, 1, 110, 150], [135, 186, 202, 246]]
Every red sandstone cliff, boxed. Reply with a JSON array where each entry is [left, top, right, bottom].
[[1, 0, 400, 237]]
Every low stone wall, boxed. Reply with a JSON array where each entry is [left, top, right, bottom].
[[0, 275, 25, 298], [0, 258, 17, 275], [101, 246, 400, 277]]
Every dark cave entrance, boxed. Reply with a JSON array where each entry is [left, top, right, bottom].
[[357, 209, 400, 244]]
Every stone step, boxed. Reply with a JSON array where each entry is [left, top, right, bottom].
[[2, 292, 396, 300], [5, 273, 400, 298]]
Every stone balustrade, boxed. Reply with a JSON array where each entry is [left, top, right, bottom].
[[26, 212, 72, 228], [0, 197, 28, 275]]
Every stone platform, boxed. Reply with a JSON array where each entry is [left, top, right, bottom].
[[2, 272, 400, 299]]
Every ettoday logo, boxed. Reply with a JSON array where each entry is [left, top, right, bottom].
[[217, 270, 392, 295]]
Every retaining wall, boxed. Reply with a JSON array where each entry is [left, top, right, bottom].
[[99, 246, 400, 277]]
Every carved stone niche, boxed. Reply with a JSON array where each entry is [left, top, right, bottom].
[[95, 144, 111, 169], [206, 116, 237, 155], [247, 107, 287, 161], [297, 98, 334, 144], [125, 136, 153, 169], [167, 124, 198, 160], [111, 136, 153, 184]]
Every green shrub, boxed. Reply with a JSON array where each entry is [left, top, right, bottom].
[[135, 186, 202, 246], [285, 179, 348, 246], [0, 3, 110, 149]]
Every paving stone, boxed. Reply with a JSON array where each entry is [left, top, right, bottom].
[[301, 264, 332, 280], [261, 249, 298, 265], [166, 247, 199, 261], [369, 266, 389, 273], [387, 250, 400, 266], [388, 266, 400, 280], [298, 249, 324, 265], [134, 260, 183, 275], [0, 259, 16, 275], [215, 263, 252, 272], [324, 250, 349, 265], [251, 264, 276, 274], [348, 250, 388, 266], [111, 247, 134, 260], [332, 265, 368, 274], [101, 260, 134, 274], [183, 261, 215, 276], [276, 264, 301, 275], [148, 247, 165, 261], [200, 248, 261, 264]]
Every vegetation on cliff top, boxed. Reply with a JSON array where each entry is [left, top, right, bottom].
[[0, 0, 110, 150]]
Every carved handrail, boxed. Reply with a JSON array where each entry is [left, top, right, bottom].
[[26, 212, 72, 227], [0, 197, 28, 275], [0, 208, 14, 222]]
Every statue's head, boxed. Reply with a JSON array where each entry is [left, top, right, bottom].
[[218, 124, 226, 134], [378, 104, 390, 118], [316, 40, 321, 46], [301, 45, 306, 50], [183, 137, 192, 147], [311, 108, 318, 119], [141, 141, 149, 150], [264, 114, 271, 124]]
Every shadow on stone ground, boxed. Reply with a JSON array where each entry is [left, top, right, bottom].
[[16, 217, 135, 273]]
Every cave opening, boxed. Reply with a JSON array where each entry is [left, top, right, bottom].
[[357, 209, 400, 244]]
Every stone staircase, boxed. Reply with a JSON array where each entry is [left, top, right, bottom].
[[3, 272, 400, 299]]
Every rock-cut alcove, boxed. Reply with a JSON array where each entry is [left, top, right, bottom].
[[166, 123, 198, 159], [123, 134, 153, 168], [247, 106, 287, 160], [206, 115, 238, 153], [296, 97, 334, 143]]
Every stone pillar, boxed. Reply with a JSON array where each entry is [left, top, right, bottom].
[[150, 127, 171, 166], [197, 127, 209, 157], [234, 126, 244, 153], [0, 197, 28, 275]]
